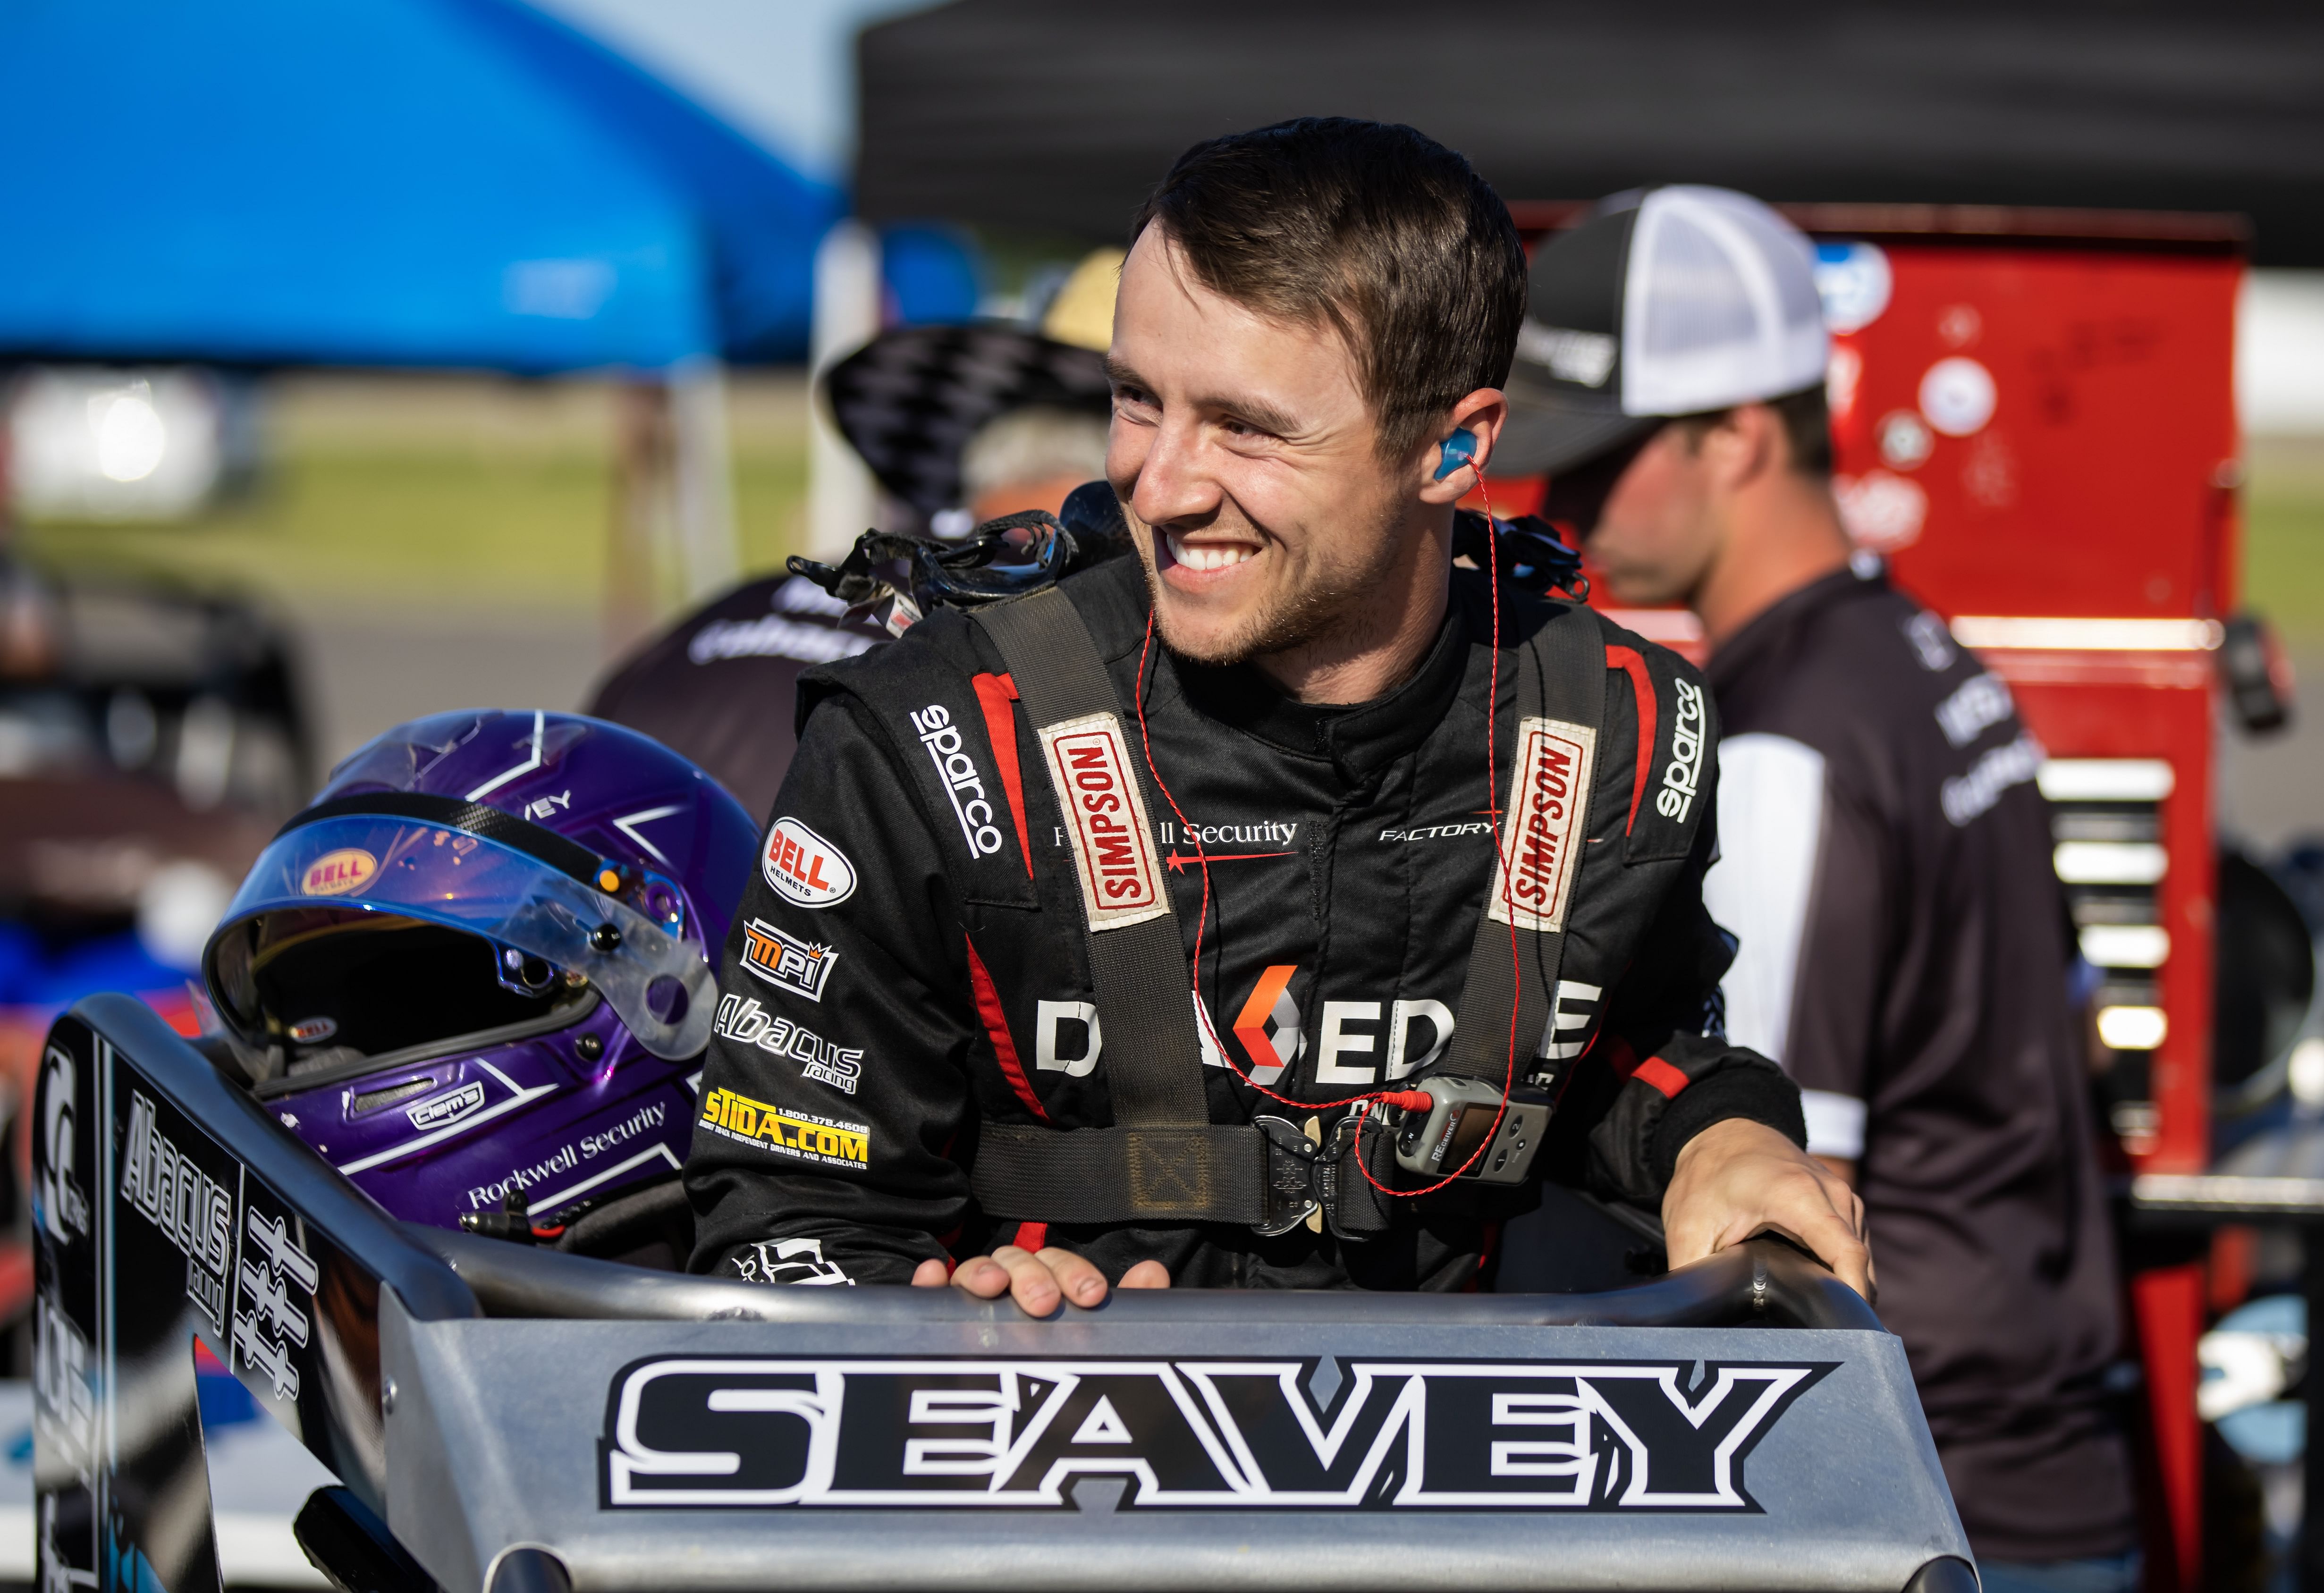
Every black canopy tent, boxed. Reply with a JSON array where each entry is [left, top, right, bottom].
[[856, 0, 2324, 265]]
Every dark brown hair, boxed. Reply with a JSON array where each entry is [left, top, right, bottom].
[[1131, 118, 1528, 464], [1671, 385, 1834, 478]]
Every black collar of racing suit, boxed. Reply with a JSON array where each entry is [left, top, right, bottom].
[[1160, 577, 1477, 786]]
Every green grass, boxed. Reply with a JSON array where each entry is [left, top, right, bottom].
[[2242, 438, 2324, 644], [18, 374, 2324, 651], [16, 373, 812, 619]]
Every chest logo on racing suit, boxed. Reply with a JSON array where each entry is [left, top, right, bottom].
[[1490, 717, 1598, 934], [762, 818, 856, 909], [1656, 678, 1707, 825], [909, 704, 1005, 859], [1037, 711, 1167, 932]]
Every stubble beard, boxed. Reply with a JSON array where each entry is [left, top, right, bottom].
[[1139, 504, 1412, 672]]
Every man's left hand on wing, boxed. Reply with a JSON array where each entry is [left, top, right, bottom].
[[1661, 1117, 1875, 1301]]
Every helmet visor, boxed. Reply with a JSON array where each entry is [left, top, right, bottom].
[[208, 813, 716, 1060], [213, 908, 590, 1072]]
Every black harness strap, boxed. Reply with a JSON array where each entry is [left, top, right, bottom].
[[970, 589, 1258, 1224], [972, 1124, 1268, 1224], [1439, 601, 1609, 1088], [962, 586, 1614, 1232], [972, 588, 1212, 1127]]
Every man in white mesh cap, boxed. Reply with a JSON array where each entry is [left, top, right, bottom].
[[1498, 187, 2137, 1592]]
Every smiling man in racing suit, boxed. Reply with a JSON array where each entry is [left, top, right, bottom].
[[685, 118, 1871, 1312]]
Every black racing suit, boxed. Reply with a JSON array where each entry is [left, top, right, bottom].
[[684, 554, 1804, 1289]]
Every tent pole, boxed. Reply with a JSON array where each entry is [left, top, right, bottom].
[[606, 377, 674, 664], [807, 220, 881, 559], [669, 355, 738, 603]]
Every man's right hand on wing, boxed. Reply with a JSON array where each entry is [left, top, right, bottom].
[[910, 1247, 1171, 1315]]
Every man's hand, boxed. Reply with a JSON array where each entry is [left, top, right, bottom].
[[1662, 1118, 1874, 1301], [909, 1247, 1171, 1315]]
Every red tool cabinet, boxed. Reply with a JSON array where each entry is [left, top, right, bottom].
[[1500, 204, 2248, 1587]]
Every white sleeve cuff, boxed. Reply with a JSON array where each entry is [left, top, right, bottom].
[[1800, 1090, 1867, 1160]]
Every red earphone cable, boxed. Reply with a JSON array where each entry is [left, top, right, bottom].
[[1130, 466, 1531, 1197]]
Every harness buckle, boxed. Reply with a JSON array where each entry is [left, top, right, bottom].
[[1251, 1114, 1383, 1238], [1251, 1116, 1322, 1235]]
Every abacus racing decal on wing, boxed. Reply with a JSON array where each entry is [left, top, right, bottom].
[[603, 1355, 1830, 1509], [911, 704, 1004, 859]]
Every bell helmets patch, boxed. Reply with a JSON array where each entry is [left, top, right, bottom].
[[762, 818, 856, 909]]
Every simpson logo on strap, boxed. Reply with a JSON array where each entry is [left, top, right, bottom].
[[1488, 716, 1598, 934], [1038, 711, 1169, 932]]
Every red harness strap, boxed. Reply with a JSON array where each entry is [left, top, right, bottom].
[[970, 672, 1034, 877], [1603, 646, 1657, 836]]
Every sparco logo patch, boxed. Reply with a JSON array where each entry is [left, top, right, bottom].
[[1037, 712, 1166, 931], [909, 704, 1005, 858], [1490, 717, 1597, 933], [741, 919, 838, 1002], [700, 1087, 869, 1170], [762, 818, 855, 908], [1657, 678, 1707, 825], [603, 1356, 1828, 1510]]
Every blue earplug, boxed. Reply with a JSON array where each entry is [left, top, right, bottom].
[[1436, 427, 1478, 481]]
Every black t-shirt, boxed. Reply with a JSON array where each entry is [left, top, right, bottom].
[[1703, 563, 2133, 1563], [585, 575, 887, 823]]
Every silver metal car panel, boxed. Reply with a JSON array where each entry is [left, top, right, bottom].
[[383, 1294, 1965, 1593]]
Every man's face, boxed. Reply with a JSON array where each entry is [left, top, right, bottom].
[[1557, 425, 1722, 608], [1105, 227, 1424, 666]]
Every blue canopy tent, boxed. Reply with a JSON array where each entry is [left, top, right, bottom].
[[0, 0, 843, 371]]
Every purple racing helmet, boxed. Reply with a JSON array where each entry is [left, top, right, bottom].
[[202, 710, 758, 1249]]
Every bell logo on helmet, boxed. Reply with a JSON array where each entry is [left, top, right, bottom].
[[300, 849, 377, 897], [287, 1016, 338, 1045], [761, 818, 855, 908]]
